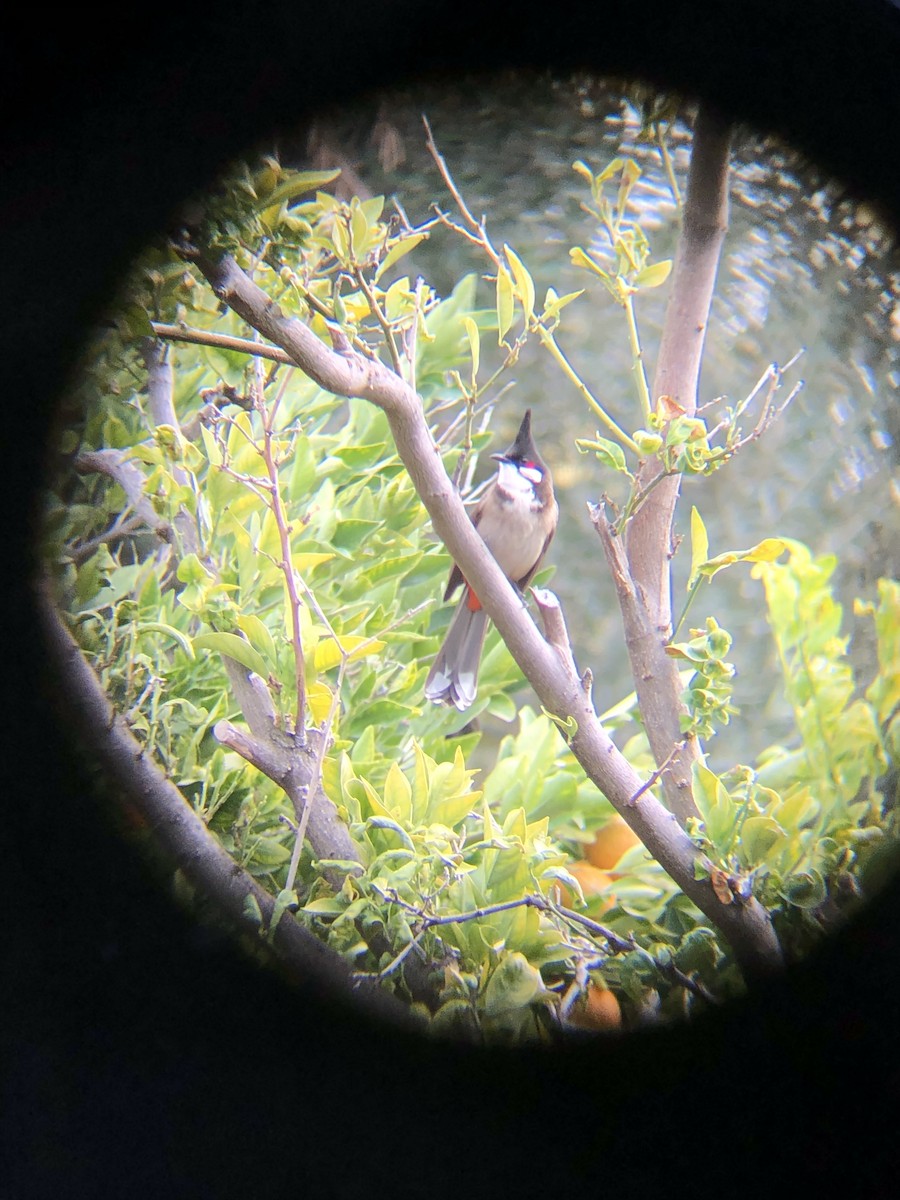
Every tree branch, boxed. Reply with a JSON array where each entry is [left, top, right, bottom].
[[182, 240, 783, 979], [591, 501, 698, 823], [151, 321, 294, 365], [626, 106, 732, 629], [73, 449, 175, 543], [141, 332, 359, 877], [36, 583, 411, 1027], [615, 106, 732, 817]]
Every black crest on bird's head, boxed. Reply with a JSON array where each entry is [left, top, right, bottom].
[[495, 409, 542, 468]]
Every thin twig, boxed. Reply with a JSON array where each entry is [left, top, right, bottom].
[[252, 348, 307, 742], [654, 123, 683, 208], [66, 513, 145, 564], [423, 115, 501, 265], [352, 265, 403, 375], [536, 325, 640, 453], [628, 737, 690, 805], [151, 321, 293, 364]]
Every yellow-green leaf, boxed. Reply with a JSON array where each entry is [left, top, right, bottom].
[[463, 316, 480, 384], [542, 287, 583, 320], [192, 631, 268, 678], [616, 158, 641, 214], [292, 552, 335, 573], [138, 623, 195, 657], [236, 614, 277, 665], [374, 233, 427, 282], [483, 952, 549, 1016], [496, 265, 515, 343], [633, 260, 672, 289], [569, 246, 607, 279], [572, 159, 594, 185], [253, 169, 341, 212], [383, 761, 412, 823], [699, 538, 788, 580], [307, 681, 333, 726], [504, 244, 535, 322], [314, 633, 385, 671], [332, 219, 349, 261], [349, 202, 368, 260], [688, 506, 710, 591]]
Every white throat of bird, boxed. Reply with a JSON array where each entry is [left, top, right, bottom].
[[497, 459, 541, 497]]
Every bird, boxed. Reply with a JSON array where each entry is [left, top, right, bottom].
[[424, 409, 558, 711]]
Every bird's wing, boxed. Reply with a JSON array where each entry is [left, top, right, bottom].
[[443, 490, 487, 601]]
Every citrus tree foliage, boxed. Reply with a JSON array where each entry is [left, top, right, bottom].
[[45, 147, 900, 1040]]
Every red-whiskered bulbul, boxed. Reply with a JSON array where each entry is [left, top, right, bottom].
[[424, 409, 558, 711]]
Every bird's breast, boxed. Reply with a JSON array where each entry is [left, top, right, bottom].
[[478, 478, 552, 581]]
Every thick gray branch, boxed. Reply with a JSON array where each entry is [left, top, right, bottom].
[[214, 708, 359, 882], [617, 106, 732, 816], [141, 338, 200, 556], [593, 505, 698, 824]]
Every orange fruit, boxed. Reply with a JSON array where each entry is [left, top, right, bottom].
[[585, 815, 641, 873], [553, 860, 615, 912], [569, 982, 623, 1031]]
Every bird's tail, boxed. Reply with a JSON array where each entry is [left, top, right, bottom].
[[424, 594, 489, 711]]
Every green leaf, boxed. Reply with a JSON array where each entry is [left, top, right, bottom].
[[332, 219, 349, 261], [137, 622, 195, 657], [692, 763, 737, 852], [633, 429, 664, 456], [778, 869, 826, 910], [266, 888, 298, 944], [569, 246, 607, 279], [496, 265, 515, 344], [674, 927, 719, 975], [576, 435, 629, 475], [737, 816, 785, 868], [541, 708, 578, 739], [699, 538, 788, 581], [177, 553, 214, 586], [349, 200, 369, 260], [331, 519, 379, 552], [633, 260, 672, 289], [302, 895, 347, 916], [382, 761, 412, 824], [331, 443, 388, 469], [688, 506, 709, 592], [542, 287, 584, 322], [482, 952, 548, 1016], [365, 815, 415, 851], [236, 614, 277, 665], [504, 244, 535, 322], [253, 169, 341, 212], [192, 632, 269, 678], [374, 233, 427, 282], [463, 316, 480, 384], [242, 893, 263, 927]]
